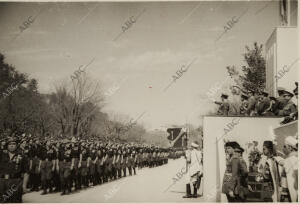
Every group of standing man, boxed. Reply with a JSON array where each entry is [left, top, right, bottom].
[[0, 136, 175, 203], [222, 136, 298, 202], [215, 82, 298, 119]]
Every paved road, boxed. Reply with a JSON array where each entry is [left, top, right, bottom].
[[24, 157, 204, 202]]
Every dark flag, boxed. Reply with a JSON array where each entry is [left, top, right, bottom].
[[167, 127, 188, 148]]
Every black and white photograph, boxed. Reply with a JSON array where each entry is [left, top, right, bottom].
[[0, 0, 298, 203]]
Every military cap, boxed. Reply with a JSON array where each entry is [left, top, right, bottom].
[[277, 87, 286, 91], [282, 90, 294, 97], [260, 89, 269, 97], [234, 146, 244, 153], [277, 87, 286, 95], [221, 94, 228, 99], [7, 137, 17, 144], [248, 89, 255, 94], [241, 93, 248, 100], [225, 141, 240, 149]]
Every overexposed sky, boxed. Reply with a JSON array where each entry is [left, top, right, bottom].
[[0, 1, 283, 130]]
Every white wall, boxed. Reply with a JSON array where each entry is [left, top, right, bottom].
[[265, 27, 298, 97], [276, 27, 298, 94]]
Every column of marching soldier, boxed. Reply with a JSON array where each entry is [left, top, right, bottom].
[[0, 136, 184, 203]]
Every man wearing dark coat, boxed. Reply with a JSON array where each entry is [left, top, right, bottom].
[[222, 141, 241, 202], [215, 94, 230, 116]]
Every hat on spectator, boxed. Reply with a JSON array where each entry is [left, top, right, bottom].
[[285, 136, 297, 149], [241, 93, 249, 100], [7, 137, 17, 145], [282, 90, 294, 97], [261, 89, 269, 97], [221, 93, 228, 99], [277, 87, 286, 95], [225, 141, 240, 149], [234, 146, 244, 153]]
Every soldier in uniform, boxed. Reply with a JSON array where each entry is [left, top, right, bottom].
[[132, 148, 138, 175], [111, 147, 117, 180], [215, 94, 230, 116], [70, 142, 80, 190], [102, 148, 108, 183], [79, 144, 90, 188], [262, 96, 277, 116], [97, 147, 103, 184], [18, 139, 30, 192], [153, 148, 157, 167], [115, 148, 122, 178], [137, 148, 143, 169], [147, 148, 151, 167], [246, 90, 258, 116], [255, 90, 270, 116], [39, 141, 56, 195], [141, 148, 146, 168], [56, 142, 64, 194], [240, 93, 249, 116], [127, 148, 133, 176], [60, 143, 73, 195], [122, 148, 128, 177], [89, 144, 98, 185], [234, 146, 249, 202], [29, 140, 40, 192], [105, 148, 113, 181], [0, 137, 29, 203], [52, 142, 61, 192], [222, 141, 241, 202], [274, 87, 288, 115], [148, 148, 153, 168], [278, 90, 297, 116], [164, 149, 169, 164]]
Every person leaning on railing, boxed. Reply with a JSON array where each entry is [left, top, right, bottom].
[[214, 94, 230, 116]]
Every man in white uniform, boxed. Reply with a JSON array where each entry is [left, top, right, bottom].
[[187, 141, 202, 198], [183, 146, 192, 198], [282, 136, 298, 202]]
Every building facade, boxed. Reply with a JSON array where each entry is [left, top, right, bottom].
[[265, 26, 298, 97], [265, 0, 298, 97]]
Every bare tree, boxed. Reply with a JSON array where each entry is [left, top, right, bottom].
[[50, 72, 105, 138]]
